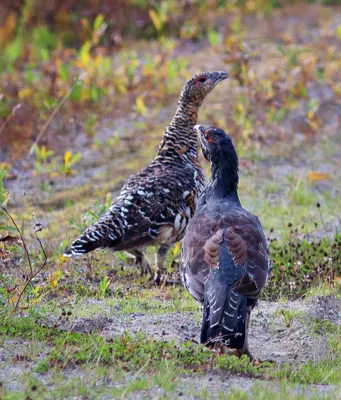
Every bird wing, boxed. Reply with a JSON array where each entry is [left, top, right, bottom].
[[67, 158, 203, 256], [108, 190, 176, 251], [114, 161, 202, 250], [181, 206, 269, 302], [181, 213, 218, 302]]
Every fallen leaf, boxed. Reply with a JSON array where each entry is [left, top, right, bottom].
[[307, 171, 330, 181], [0, 235, 22, 245]]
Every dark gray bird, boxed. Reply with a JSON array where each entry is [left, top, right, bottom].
[[64, 72, 228, 284], [181, 125, 269, 358]]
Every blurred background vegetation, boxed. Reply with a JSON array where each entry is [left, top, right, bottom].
[[1, 0, 341, 160]]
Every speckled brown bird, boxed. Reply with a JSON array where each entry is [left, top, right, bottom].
[[64, 72, 228, 283], [181, 125, 269, 358]]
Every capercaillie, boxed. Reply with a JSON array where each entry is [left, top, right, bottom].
[[181, 125, 269, 358], [64, 72, 228, 283]]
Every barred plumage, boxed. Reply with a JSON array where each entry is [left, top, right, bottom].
[[64, 72, 228, 283], [181, 125, 269, 359]]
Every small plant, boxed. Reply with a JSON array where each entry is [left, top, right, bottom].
[[148, 1, 172, 36], [48, 269, 62, 289], [207, 29, 221, 47], [34, 145, 59, 174], [85, 113, 97, 137], [134, 95, 147, 116], [0, 171, 48, 311], [278, 44, 308, 71], [278, 309, 298, 327], [60, 151, 82, 176], [97, 275, 112, 299]]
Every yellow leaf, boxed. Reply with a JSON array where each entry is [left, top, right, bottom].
[[336, 25, 341, 40], [32, 285, 40, 296], [236, 103, 245, 114], [58, 254, 68, 264], [64, 151, 72, 166], [79, 41, 92, 66], [307, 171, 330, 182], [18, 88, 33, 100], [49, 269, 62, 288], [226, 35, 237, 47], [116, 81, 127, 94], [9, 296, 18, 305], [135, 95, 147, 116], [246, 0, 256, 12], [149, 9, 162, 32], [94, 54, 104, 67], [173, 241, 182, 257], [307, 111, 315, 120], [0, 162, 11, 171]]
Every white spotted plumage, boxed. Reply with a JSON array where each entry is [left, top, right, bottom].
[[64, 72, 228, 282]]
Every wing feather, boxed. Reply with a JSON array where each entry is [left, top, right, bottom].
[[181, 204, 269, 303]]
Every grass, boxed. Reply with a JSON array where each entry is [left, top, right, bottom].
[[1, 281, 341, 377]]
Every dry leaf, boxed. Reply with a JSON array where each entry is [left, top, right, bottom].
[[0, 235, 23, 245], [307, 171, 330, 182]]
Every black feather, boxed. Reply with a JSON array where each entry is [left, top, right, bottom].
[[201, 230, 247, 349]]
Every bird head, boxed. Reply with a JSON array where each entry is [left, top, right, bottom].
[[194, 124, 237, 164], [179, 71, 228, 108]]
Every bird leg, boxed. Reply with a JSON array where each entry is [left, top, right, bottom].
[[154, 244, 171, 284], [127, 249, 153, 277], [235, 305, 256, 361]]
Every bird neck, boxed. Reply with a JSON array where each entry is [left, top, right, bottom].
[[207, 154, 240, 203], [157, 98, 199, 156]]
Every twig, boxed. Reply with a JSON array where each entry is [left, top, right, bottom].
[[0, 104, 21, 138], [316, 203, 328, 237], [2, 207, 33, 276], [27, 82, 78, 157], [14, 230, 48, 311]]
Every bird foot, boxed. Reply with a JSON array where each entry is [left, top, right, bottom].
[[153, 273, 180, 286], [136, 259, 153, 278], [235, 349, 263, 365], [235, 348, 253, 360]]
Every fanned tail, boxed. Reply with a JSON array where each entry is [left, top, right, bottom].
[[64, 209, 126, 257]]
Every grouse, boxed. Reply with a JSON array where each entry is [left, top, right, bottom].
[[181, 125, 269, 359], [64, 72, 228, 283]]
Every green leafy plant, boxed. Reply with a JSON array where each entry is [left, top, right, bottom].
[[207, 29, 221, 47], [34, 145, 59, 174], [60, 151, 82, 175], [97, 275, 112, 299]]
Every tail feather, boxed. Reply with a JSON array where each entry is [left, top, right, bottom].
[[64, 210, 125, 257], [201, 286, 247, 349], [200, 229, 247, 349]]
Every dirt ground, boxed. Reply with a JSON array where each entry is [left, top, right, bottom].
[[1, 295, 340, 398]]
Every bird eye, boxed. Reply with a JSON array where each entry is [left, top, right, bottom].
[[198, 77, 207, 83], [203, 131, 214, 143]]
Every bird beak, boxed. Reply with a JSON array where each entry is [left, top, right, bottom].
[[194, 125, 204, 135], [212, 71, 228, 85]]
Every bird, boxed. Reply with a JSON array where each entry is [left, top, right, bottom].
[[64, 71, 229, 284], [180, 124, 269, 359]]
